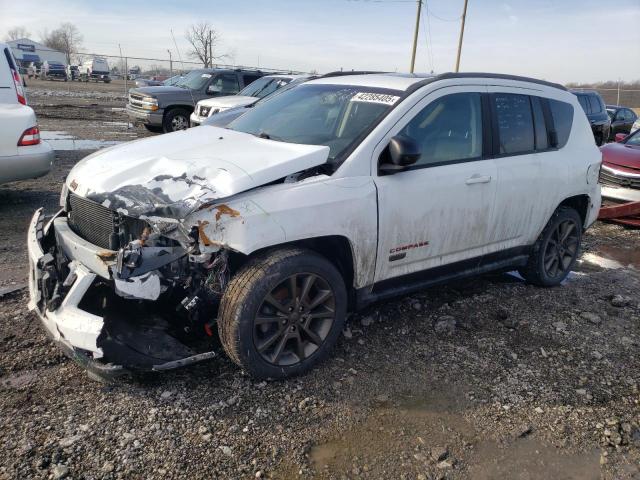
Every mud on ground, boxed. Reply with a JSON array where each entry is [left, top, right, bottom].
[[0, 80, 639, 480]]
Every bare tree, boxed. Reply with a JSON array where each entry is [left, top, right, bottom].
[[4, 26, 31, 41], [41, 23, 83, 64], [185, 22, 225, 67]]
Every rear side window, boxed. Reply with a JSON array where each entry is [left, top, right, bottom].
[[494, 93, 534, 155], [587, 95, 603, 114], [243, 74, 262, 85], [548, 99, 574, 149]]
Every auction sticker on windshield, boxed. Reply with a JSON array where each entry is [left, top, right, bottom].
[[351, 92, 400, 105]]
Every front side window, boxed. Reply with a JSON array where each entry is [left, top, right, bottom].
[[494, 93, 534, 154], [397, 92, 482, 167], [243, 74, 262, 85], [212, 74, 240, 95], [228, 84, 401, 162]]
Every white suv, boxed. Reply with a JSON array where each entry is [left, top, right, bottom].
[[27, 73, 601, 379], [0, 43, 54, 184]]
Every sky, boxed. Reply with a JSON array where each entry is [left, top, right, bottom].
[[1, 0, 639, 84]]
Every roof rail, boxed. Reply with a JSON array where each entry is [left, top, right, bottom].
[[406, 72, 567, 94], [320, 70, 387, 78]]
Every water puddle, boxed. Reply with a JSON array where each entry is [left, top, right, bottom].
[[579, 244, 639, 271], [309, 386, 474, 476], [41, 131, 121, 151], [468, 438, 600, 480]]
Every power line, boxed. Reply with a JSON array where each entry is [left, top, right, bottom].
[[426, 7, 462, 22], [422, 0, 435, 72]]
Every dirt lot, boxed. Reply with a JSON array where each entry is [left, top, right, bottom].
[[1, 79, 639, 480]]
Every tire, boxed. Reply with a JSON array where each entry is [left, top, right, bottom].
[[218, 248, 347, 379], [143, 124, 163, 133], [162, 108, 190, 133], [518, 206, 582, 287]]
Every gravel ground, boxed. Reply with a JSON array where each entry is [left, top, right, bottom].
[[1, 80, 639, 480]]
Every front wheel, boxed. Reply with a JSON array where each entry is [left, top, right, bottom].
[[519, 207, 582, 287], [162, 108, 190, 133], [218, 248, 347, 379]]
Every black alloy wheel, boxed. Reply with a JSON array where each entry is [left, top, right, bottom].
[[254, 273, 336, 367]]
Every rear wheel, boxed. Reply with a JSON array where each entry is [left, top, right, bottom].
[[218, 248, 347, 379], [162, 108, 190, 133], [518, 207, 582, 287]]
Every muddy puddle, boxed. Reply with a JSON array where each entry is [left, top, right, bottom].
[[41, 130, 121, 151], [579, 244, 640, 271], [307, 385, 601, 478]]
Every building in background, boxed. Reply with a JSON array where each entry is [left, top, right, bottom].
[[7, 38, 66, 73]]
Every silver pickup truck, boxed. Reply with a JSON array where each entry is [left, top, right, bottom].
[[126, 68, 265, 133]]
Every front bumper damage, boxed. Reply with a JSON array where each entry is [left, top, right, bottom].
[[27, 208, 217, 378]]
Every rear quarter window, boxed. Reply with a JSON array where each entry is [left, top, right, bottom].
[[548, 99, 574, 149]]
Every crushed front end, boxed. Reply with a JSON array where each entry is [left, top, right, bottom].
[[26, 195, 228, 378]]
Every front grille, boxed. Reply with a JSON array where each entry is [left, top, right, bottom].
[[67, 194, 149, 250], [68, 193, 116, 249], [128, 93, 146, 110], [599, 170, 640, 189]]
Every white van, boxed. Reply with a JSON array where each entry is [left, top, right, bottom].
[[0, 43, 54, 184], [80, 57, 110, 83]]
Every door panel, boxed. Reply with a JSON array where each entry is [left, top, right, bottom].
[[487, 88, 564, 248], [373, 87, 497, 282]]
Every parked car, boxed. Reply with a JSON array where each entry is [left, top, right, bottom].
[[126, 68, 265, 133], [134, 77, 163, 88], [632, 116, 640, 135], [606, 105, 638, 141], [599, 128, 640, 200], [190, 74, 306, 126], [40, 61, 68, 81], [570, 90, 610, 146], [0, 43, 54, 184], [80, 57, 111, 83], [67, 65, 80, 81], [28, 72, 601, 380]]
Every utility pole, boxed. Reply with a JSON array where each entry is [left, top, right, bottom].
[[616, 77, 621, 105], [455, 0, 469, 72], [118, 44, 127, 97], [208, 30, 213, 68], [410, 0, 422, 73], [168, 49, 173, 75]]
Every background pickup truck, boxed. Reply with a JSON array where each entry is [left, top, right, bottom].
[[126, 68, 265, 133]]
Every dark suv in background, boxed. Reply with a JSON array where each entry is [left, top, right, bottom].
[[127, 68, 265, 133], [606, 105, 638, 140], [570, 90, 610, 145]]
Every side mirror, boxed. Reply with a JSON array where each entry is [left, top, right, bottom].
[[207, 85, 221, 95], [379, 135, 421, 174], [615, 133, 627, 143]]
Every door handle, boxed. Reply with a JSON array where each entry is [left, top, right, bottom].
[[465, 175, 491, 185]]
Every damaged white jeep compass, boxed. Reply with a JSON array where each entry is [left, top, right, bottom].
[[27, 72, 602, 379]]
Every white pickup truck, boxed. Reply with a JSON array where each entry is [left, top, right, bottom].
[[27, 72, 601, 380], [0, 43, 54, 184]]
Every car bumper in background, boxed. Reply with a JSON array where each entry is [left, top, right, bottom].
[[190, 112, 204, 127], [0, 142, 54, 185], [126, 105, 163, 126]]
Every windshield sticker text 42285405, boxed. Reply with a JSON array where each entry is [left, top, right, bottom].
[[350, 92, 400, 106]]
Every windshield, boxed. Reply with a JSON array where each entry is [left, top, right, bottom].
[[625, 130, 640, 146], [238, 77, 291, 99], [175, 70, 212, 90], [227, 84, 402, 161]]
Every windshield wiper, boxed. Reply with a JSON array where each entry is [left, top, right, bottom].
[[257, 131, 285, 142]]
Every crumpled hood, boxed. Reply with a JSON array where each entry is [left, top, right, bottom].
[[199, 96, 258, 110], [67, 126, 329, 219]]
